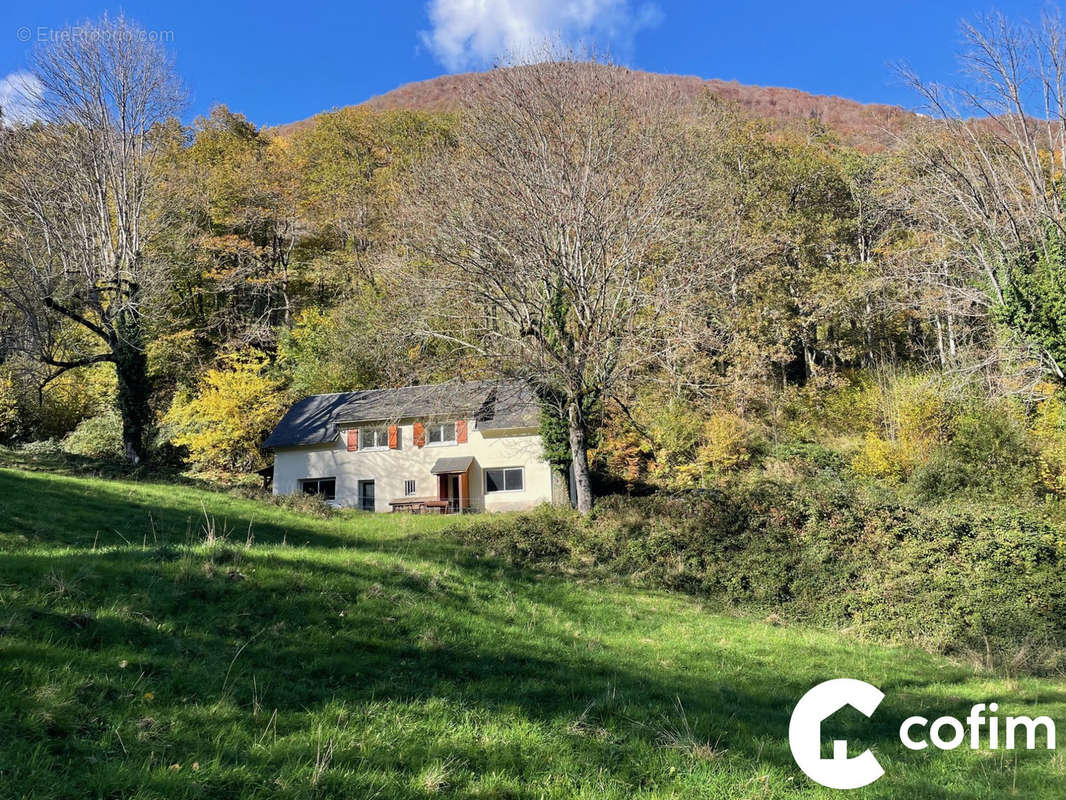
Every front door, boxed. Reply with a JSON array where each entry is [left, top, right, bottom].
[[437, 474, 462, 512], [448, 475, 460, 512], [358, 480, 375, 512]]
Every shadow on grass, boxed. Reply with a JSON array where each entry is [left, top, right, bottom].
[[0, 445, 218, 487], [1, 469, 1060, 798]]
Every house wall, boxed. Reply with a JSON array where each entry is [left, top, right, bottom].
[[271, 420, 553, 512]]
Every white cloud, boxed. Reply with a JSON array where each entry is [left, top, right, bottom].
[[420, 0, 663, 72], [0, 71, 43, 125]]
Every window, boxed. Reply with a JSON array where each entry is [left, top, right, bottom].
[[360, 426, 389, 450], [300, 477, 336, 500], [485, 467, 524, 493], [404, 479, 416, 497], [427, 422, 456, 445]]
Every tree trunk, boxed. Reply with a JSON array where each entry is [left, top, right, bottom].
[[113, 314, 152, 464], [567, 402, 593, 514], [934, 315, 946, 367]]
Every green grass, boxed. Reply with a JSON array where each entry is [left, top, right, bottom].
[[1, 466, 1064, 798]]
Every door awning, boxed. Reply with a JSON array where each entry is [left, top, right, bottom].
[[430, 456, 474, 475]]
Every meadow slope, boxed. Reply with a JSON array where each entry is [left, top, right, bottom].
[[0, 467, 1064, 798]]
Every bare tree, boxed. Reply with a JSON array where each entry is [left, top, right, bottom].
[[403, 54, 689, 511], [0, 14, 185, 461], [899, 10, 1066, 377]]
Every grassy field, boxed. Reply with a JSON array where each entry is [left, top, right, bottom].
[[1, 466, 1064, 798]]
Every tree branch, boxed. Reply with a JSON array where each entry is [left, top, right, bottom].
[[42, 296, 111, 342]]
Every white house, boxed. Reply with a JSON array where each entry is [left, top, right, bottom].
[[264, 380, 561, 512]]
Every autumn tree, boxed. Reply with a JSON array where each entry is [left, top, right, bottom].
[[901, 11, 1066, 379], [292, 107, 456, 288], [0, 14, 185, 462], [164, 349, 285, 472], [405, 56, 690, 512], [153, 106, 303, 351]]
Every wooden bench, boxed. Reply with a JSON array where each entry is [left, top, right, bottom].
[[388, 498, 457, 514]]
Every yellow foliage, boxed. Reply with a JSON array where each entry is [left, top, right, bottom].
[[0, 367, 19, 441], [697, 413, 752, 473], [165, 350, 286, 473], [1032, 383, 1066, 496], [590, 409, 653, 484], [593, 399, 754, 490], [850, 374, 948, 481], [853, 432, 908, 481], [147, 330, 200, 382], [38, 363, 117, 438]]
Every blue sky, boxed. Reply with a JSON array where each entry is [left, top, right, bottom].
[[0, 1, 1054, 127]]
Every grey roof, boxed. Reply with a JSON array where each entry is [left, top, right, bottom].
[[430, 456, 474, 474], [264, 380, 539, 449], [262, 391, 360, 450], [476, 381, 539, 430]]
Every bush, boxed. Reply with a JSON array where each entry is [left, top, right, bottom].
[[62, 410, 124, 460], [698, 413, 755, 474], [851, 373, 949, 481], [456, 506, 577, 565], [228, 485, 336, 518], [593, 399, 759, 490], [460, 481, 1066, 673], [767, 441, 848, 474], [34, 362, 117, 440], [164, 349, 287, 473], [910, 402, 1036, 502], [1032, 384, 1066, 496], [270, 491, 336, 518]]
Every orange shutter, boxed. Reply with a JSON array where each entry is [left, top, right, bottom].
[[346, 429, 358, 451], [413, 422, 425, 447], [456, 419, 468, 443], [388, 424, 398, 449]]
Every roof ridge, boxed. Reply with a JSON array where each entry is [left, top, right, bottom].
[[302, 377, 519, 401]]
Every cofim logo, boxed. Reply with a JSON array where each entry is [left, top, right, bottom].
[[788, 679, 1057, 790]]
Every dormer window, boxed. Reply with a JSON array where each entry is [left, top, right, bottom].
[[426, 422, 456, 445]]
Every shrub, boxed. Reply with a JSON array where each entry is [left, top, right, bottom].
[[768, 441, 848, 474], [62, 410, 124, 460], [910, 402, 1036, 502], [594, 399, 758, 490], [274, 492, 336, 518], [16, 438, 64, 458], [30, 362, 117, 440], [164, 349, 287, 473], [228, 485, 336, 518], [459, 481, 1066, 673], [697, 413, 754, 474], [851, 373, 949, 481], [456, 506, 577, 565], [1032, 384, 1066, 496]]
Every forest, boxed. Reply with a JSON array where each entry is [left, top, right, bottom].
[[2, 12, 1066, 515], [12, 10, 1066, 800]]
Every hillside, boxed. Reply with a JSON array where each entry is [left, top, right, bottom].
[[273, 67, 919, 150], [0, 461, 1062, 798]]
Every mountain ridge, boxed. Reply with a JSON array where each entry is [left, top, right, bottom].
[[273, 67, 919, 149]]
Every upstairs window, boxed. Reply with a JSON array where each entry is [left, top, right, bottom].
[[404, 479, 417, 497], [427, 422, 456, 445], [300, 477, 336, 501], [485, 467, 524, 494], [360, 427, 389, 450]]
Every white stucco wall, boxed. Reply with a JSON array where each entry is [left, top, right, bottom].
[[271, 419, 553, 512]]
